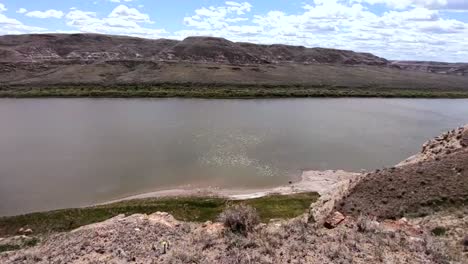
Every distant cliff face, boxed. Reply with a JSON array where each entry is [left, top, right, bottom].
[[391, 61, 468, 76], [0, 34, 467, 87], [0, 34, 389, 66]]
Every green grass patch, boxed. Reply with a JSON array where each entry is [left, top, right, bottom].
[[0, 244, 21, 253], [0, 238, 38, 253], [0, 192, 319, 237]]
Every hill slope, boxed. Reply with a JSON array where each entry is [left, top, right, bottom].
[[0, 34, 467, 97], [337, 125, 468, 219]]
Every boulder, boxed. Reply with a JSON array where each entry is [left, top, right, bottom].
[[324, 211, 345, 229]]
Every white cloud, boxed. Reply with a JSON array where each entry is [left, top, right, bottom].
[[0, 0, 467, 61], [183, 1, 252, 30], [174, 0, 468, 62], [352, 0, 468, 10], [16, 8, 27, 14], [26, 9, 64, 19], [0, 3, 44, 34], [65, 5, 165, 38], [108, 5, 152, 23]]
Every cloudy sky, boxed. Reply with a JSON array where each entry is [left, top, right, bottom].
[[0, 0, 467, 62]]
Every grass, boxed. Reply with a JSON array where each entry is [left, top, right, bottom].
[[0, 244, 21, 253], [0, 238, 38, 253], [1, 84, 468, 98], [0, 192, 319, 237]]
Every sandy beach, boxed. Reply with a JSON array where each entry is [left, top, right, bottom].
[[99, 170, 362, 205]]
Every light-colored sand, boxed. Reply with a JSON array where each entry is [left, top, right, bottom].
[[99, 170, 361, 205]]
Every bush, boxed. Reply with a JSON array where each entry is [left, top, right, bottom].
[[356, 215, 378, 233], [431, 227, 447, 236], [218, 204, 260, 235]]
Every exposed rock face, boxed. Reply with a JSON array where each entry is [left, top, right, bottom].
[[0, 34, 388, 66], [392, 61, 468, 76]]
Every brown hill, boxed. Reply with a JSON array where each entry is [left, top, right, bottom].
[[0, 34, 388, 65], [0, 34, 467, 90]]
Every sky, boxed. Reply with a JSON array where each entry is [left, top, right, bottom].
[[0, 0, 468, 62]]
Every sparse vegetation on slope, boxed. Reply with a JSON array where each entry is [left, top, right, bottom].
[[336, 126, 468, 219], [0, 193, 319, 237], [1, 209, 462, 263]]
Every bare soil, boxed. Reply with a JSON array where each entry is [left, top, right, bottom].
[[337, 126, 468, 219]]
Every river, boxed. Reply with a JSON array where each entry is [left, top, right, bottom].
[[1, 98, 467, 216]]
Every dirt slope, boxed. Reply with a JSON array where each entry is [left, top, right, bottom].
[[337, 126, 468, 219]]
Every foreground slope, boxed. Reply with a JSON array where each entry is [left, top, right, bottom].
[[337, 125, 468, 219]]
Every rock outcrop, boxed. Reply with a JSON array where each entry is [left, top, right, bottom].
[[392, 61, 468, 76], [0, 34, 388, 66]]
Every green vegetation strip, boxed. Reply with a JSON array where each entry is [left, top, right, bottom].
[[1, 84, 468, 98], [0, 192, 319, 237], [0, 238, 39, 253]]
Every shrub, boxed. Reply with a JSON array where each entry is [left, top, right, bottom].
[[431, 227, 447, 237], [218, 204, 260, 235], [356, 215, 378, 233], [166, 248, 203, 264]]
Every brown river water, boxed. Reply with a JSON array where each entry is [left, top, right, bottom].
[[1, 98, 468, 216]]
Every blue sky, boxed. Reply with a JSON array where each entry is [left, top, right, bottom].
[[1, 0, 468, 61]]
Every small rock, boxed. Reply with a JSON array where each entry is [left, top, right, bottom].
[[397, 218, 408, 225], [117, 248, 128, 258], [324, 211, 345, 229], [23, 229, 33, 235], [161, 240, 170, 254], [202, 221, 212, 228], [134, 228, 141, 232]]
